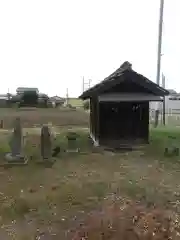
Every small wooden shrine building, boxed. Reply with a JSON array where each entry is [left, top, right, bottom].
[[79, 61, 169, 147]]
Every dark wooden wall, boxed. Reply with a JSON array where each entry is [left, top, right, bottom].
[[98, 101, 149, 145], [89, 76, 151, 146], [141, 102, 149, 143]]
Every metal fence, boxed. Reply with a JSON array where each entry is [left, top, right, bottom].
[[149, 109, 180, 126]]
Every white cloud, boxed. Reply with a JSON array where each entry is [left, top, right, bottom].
[[0, 0, 179, 96]]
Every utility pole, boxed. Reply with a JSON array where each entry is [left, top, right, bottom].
[[66, 88, 69, 106], [162, 73, 166, 125], [82, 76, 85, 93], [88, 79, 92, 89], [162, 73, 165, 88], [154, 0, 164, 127]]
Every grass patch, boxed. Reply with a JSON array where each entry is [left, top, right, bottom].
[[68, 98, 83, 108], [0, 127, 179, 237], [144, 126, 180, 161], [54, 130, 91, 153], [150, 126, 180, 140], [0, 129, 92, 163]]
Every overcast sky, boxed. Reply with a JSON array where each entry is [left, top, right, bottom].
[[0, 0, 179, 97]]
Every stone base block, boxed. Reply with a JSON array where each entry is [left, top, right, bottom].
[[2, 153, 28, 166], [66, 148, 80, 153], [36, 158, 56, 167], [164, 147, 179, 156]]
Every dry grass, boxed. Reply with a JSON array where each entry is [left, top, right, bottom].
[[71, 197, 180, 240], [0, 110, 179, 239], [0, 131, 179, 239], [0, 108, 89, 128]]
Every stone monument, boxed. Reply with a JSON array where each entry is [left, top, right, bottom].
[[66, 131, 79, 153], [164, 136, 179, 157], [38, 125, 55, 166], [5, 117, 28, 165], [41, 125, 52, 160]]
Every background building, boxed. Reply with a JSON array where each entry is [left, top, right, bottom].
[[16, 87, 39, 95], [150, 89, 180, 113]]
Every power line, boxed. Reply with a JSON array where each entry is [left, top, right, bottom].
[[66, 88, 69, 105], [82, 77, 92, 93]]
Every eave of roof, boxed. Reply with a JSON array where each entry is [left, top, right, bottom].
[[79, 61, 169, 99]]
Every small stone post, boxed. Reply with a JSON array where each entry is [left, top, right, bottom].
[[5, 117, 27, 164], [41, 125, 52, 160]]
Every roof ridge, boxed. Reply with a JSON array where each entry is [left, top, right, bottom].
[[103, 61, 132, 82], [120, 61, 132, 71], [79, 61, 169, 99]]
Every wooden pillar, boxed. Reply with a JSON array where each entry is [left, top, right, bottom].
[[142, 102, 149, 143], [96, 97, 100, 143], [90, 98, 95, 137], [162, 97, 165, 125], [89, 98, 93, 134], [147, 102, 149, 143]]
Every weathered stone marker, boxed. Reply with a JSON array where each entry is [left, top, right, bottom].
[[38, 125, 55, 166], [164, 136, 179, 157], [164, 146, 179, 156], [5, 117, 28, 165], [41, 125, 52, 160], [66, 131, 79, 153]]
